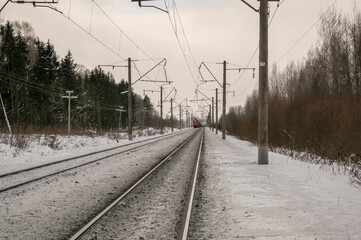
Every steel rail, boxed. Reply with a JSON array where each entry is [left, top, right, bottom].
[[0, 130, 186, 179], [69, 129, 202, 240], [0, 130, 191, 193], [180, 128, 204, 240]]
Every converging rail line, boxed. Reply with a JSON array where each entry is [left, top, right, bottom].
[[0, 130, 190, 193], [69, 128, 204, 240], [179, 127, 204, 240]]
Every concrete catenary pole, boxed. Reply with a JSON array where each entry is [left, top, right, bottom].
[[179, 105, 182, 130], [187, 110, 190, 128], [212, 96, 214, 132], [216, 88, 218, 134], [62, 90, 77, 135], [141, 110, 146, 130], [190, 112, 193, 128], [160, 86, 163, 134], [209, 105, 211, 129], [258, 0, 269, 164], [128, 57, 133, 140], [171, 98, 173, 132], [222, 61, 226, 140]]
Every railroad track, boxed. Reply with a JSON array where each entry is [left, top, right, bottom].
[[0, 130, 190, 193], [69, 127, 204, 240]]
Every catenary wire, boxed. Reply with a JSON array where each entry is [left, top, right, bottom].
[[92, 0, 156, 62], [275, 0, 339, 64], [164, 0, 197, 86], [173, 0, 200, 81]]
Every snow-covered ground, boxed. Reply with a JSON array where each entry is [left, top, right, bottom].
[[0, 127, 360, 239], [0, 128, 177, 174], [189, 128, 361, 239], [0, 128, 194, 239]]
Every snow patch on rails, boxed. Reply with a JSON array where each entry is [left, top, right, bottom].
[[0, 130, 189, 193], [70, 128, 204, 240]]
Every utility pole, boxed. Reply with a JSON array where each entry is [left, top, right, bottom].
[[116, 106, 126, 135], [190, 112, 193, 128], [171, 98, 174, 132], [0, 93, 11, 135], [216, 88, 218, 134], [160, 86, 163, 134], [185, 110, 187, 128], [222, 61, 226, 140], [179, 105, 182, 130], [98, 62, 131, 139], [140, 108, 148, 131], [62, 90, 77, 135], [209, 105, 212, 129], [258, 0, 269, 164], [212, 96, 214, 132], [187, 110, 189, 128], [128, 57, 133, 140], [99, 58, 169, 140], [199, 61, 253, 138]]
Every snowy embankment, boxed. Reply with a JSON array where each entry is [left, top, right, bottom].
[[0, 128, 176, 175], [189, 128, 361, 239], [1, 127, 360, 239]]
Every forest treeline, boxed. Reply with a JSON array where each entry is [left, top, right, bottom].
[[227, 9, 361, 182], [0, 21, 168, 134]]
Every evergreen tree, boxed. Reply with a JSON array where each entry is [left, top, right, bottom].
[[31, 39, 59, 128], [0, 21, 29, 130]]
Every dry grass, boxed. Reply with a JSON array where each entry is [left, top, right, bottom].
[[227, 97, 361, 187]]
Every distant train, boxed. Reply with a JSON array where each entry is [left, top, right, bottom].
[[193, 119, 202, 128]]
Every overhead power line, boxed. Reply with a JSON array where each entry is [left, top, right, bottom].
[[173, 0, 199, 79], [91, 0, 156, 62], [43, 0, 159, 63], [0, 71, 63, 95], [59, 12, 126, 61], [276, 0, 338, 64], [231, 0, 286, 88], [163, 0, 199, 86]]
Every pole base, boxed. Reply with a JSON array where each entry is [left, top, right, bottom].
[[258, 146, 268, 165]]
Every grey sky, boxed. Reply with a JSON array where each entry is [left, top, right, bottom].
[[1, 0, 359, 119]]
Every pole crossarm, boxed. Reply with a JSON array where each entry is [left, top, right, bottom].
[[190, 99, 208, 102], [217, 90, 235, 95], [199, 62, 223, 88], [132, 58, 167, 85], [227, 67, 255, 71], [131, 0, 168, 13], [1, 0, 60, 13], [227, 67, 256, 78], [143, 90, 160, 94], [190, 98, 211, 106], [62, 90, 77, 135], [240, 0, 259, 12], [174, 98, 187, 110], [98, 64, 128, 68], [139, 80, 172, 83], [163, 87, 176, 102], [195, 89, 212, 102]]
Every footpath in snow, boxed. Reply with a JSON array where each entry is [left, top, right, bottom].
[[190, 128, 361, 239]]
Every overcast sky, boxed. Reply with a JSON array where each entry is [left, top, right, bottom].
[[1, 0, 359, 119]]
